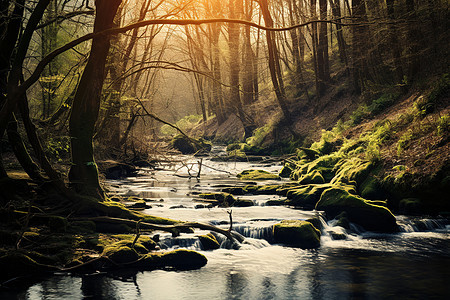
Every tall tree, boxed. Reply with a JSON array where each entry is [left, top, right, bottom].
[[68, 0, 122, 198]]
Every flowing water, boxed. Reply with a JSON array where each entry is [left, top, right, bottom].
[[3, 146, 450, 299]]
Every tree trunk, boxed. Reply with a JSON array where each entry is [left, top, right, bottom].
[[259, 0, 292, 123], [68, 0, 122, 198]]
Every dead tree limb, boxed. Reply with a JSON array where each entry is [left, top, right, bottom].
[[71, 216, 245, 243]]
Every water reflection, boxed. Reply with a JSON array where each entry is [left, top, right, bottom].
[[4, 243, 448, 300]]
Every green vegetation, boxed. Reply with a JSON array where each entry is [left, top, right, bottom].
[[160, 115, 203, 136]]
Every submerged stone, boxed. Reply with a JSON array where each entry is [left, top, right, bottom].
[[273, 220, 321, 249]]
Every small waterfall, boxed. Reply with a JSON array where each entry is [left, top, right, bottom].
[[159, 235, 202, 250], [398, 217, 448, 233], [233, 224, 274, 242]]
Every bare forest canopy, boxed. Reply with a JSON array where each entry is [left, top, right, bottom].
[[0, 0, 448, 198]]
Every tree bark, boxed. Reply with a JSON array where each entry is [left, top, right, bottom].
[[259, 0, 292, 123], [68, 0, 122, 198]]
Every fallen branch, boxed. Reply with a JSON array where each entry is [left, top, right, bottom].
[[71, 216, 245, 243]]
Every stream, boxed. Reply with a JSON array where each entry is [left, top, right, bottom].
[[5, 146, 450, 299]]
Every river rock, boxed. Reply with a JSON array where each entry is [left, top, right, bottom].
[[285, 184, 335, 209], [160, 249, 208, 270], [316, 186, 398, 232], [102, 245, 139, 264], [237, 170, 280, 180], [198, 233, 220, 250], [272, 220, 321, 249], [169, 135, 211, 154]]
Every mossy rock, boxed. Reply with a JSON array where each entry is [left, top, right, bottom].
[[198, 233, 220, 250], [327, 227, 347, 240], [285, 184, 334, 209], [265, 199, 287, 206], [306, 217, 323, 231], [160, 249, 207, 270], [335, 211, 350, 230], [221, 187, 246, 195], [170, 135, 211, 154], [102, 245, 139, 264], [291, 154, 340, 182], [273, 220, 321, 249], [198, 192, 236, 207], [331, 158, 372, 187], [233, 199, 254, 207], [237, 170, 280, 180], [359, 176, 387, 200], [316, 187, 398, 232], [280, 161, 298, 178], [298, 170, 325, 184], [244, 184, 285, 195], [399, 198, 423, 215], [296, 147, 321, 160]]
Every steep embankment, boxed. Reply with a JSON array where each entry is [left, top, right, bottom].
[[191, 75, 450, 215]]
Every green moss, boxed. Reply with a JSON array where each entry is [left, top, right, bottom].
[[296, 147, 320, 160], [102, 245, 139, 264], [198, 233, 220, 250], [244, 184, 285, 195], [237, 170, 280, 180], [316, 187, 398, 232], [286, 184, 334, 209], [331, 158, 372, 187], [291, 154, 341, 182], [298, 170, 325, 184], [359, 176, 387, 200], [272, 220, 321, 249]]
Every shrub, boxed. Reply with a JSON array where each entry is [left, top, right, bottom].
[[436, 115, 449, 135]]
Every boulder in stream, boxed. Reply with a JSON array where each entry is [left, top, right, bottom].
[[273, 220, 321, 249], [316, 186, 398, 232], [198, 233, 220, 250]]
